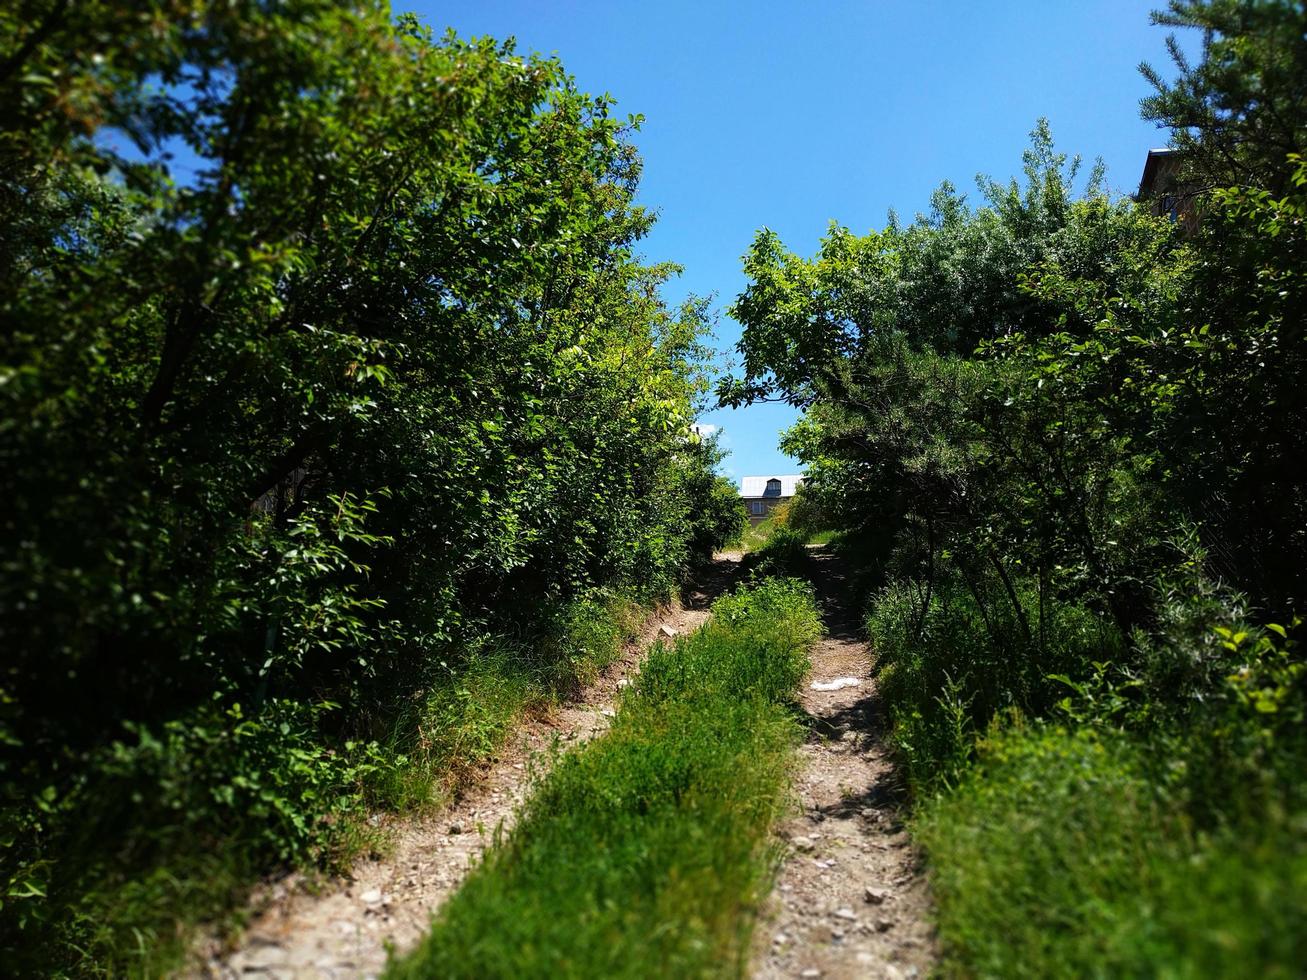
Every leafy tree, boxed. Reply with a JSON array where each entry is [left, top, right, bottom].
[[1140, 0, 1307, 194], [675, 433, 749, 567], [1138, 0, 1307, 607], [723, 4, 1307, 808], [0, 2, 730, 969], [725, 126, 1188, 632]]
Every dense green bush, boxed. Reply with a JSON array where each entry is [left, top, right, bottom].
[[867, 577, 1122, 789], [721, 3, 1307, 973], [743, 526, 811, 580], [3, 588, 644, 976], [389, 578, 820, 979], [674, 434, 749, 569], [0, 3, 744, 972], [779, 490, 832, 540]]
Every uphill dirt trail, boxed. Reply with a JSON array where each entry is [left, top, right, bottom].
[[200, 555, 742, 979], [753, 546, 936, 980]]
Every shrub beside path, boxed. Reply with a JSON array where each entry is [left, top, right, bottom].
[[752, 547, 936, 980], [199, 556, 742, 979]]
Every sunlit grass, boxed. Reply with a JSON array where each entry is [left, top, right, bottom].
[[738, 511, 780, 552], [918, 723, 1307, 977], [389, 579, 821, 979]]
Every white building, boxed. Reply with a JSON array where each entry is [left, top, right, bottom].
[[739, 474, 802, 523]]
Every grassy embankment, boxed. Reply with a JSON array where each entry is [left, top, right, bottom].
[[389, 578, 822, 979], [371, 595, 646, 809], [866, 583, 1307, 977], [738, 512, 781, 553], [739, 497, 836, 556], [14, 594, 645, 979], [916, 723, 1307, 977]]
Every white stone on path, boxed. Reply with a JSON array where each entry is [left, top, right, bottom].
[[810, 677, 860, 691]]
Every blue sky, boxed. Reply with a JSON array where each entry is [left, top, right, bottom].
[[412, 0, 1181, 486]]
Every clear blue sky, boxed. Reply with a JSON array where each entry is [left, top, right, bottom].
[[411, 0, 1180, 486]]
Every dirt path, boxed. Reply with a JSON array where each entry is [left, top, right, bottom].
[[199, 555, 740, 979], [752, 547, 936, 980]]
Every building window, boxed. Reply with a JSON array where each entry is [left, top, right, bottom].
[[765, 478, 782, 496], [750, 501, 764, 515]]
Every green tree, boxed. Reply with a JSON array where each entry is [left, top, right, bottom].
[[1140, 0, 1307, 194], [0, 3, 721, 970], [1138, 0, 1307, 607]]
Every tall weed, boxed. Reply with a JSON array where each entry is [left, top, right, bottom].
[[867, 576, 1121, 789]]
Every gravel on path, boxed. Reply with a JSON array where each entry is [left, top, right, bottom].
[[752, 548, 936, 980]]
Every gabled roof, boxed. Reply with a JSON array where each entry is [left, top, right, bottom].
[[740, 475, 803, 498], [1137, 147, 1182, 200]]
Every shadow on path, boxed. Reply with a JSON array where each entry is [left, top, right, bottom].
[[749, 542, 934, 979], [682, 551, 745, 611]]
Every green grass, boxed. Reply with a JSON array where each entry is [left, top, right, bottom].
[[865, 570, 1307, 976], [738, 500, 835, 556], [4, 595, 642, 979], [916, 722, 1307, 979], [388, 578, 822, 979], [738, 512, 781, 552], [372, 595, 640, 812], [742, 526, 810, 580]]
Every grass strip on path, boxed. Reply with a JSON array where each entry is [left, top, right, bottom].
[[388, 578, 822, 979]]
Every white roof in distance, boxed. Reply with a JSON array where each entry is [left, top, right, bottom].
[[740, 474, 803, 498]]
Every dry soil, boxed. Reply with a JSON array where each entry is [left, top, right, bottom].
[[750, 547, 937, 980]]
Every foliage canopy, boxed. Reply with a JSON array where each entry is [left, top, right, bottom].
[[724, 2, 1307, 972], [0, 2, 742, 971]]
